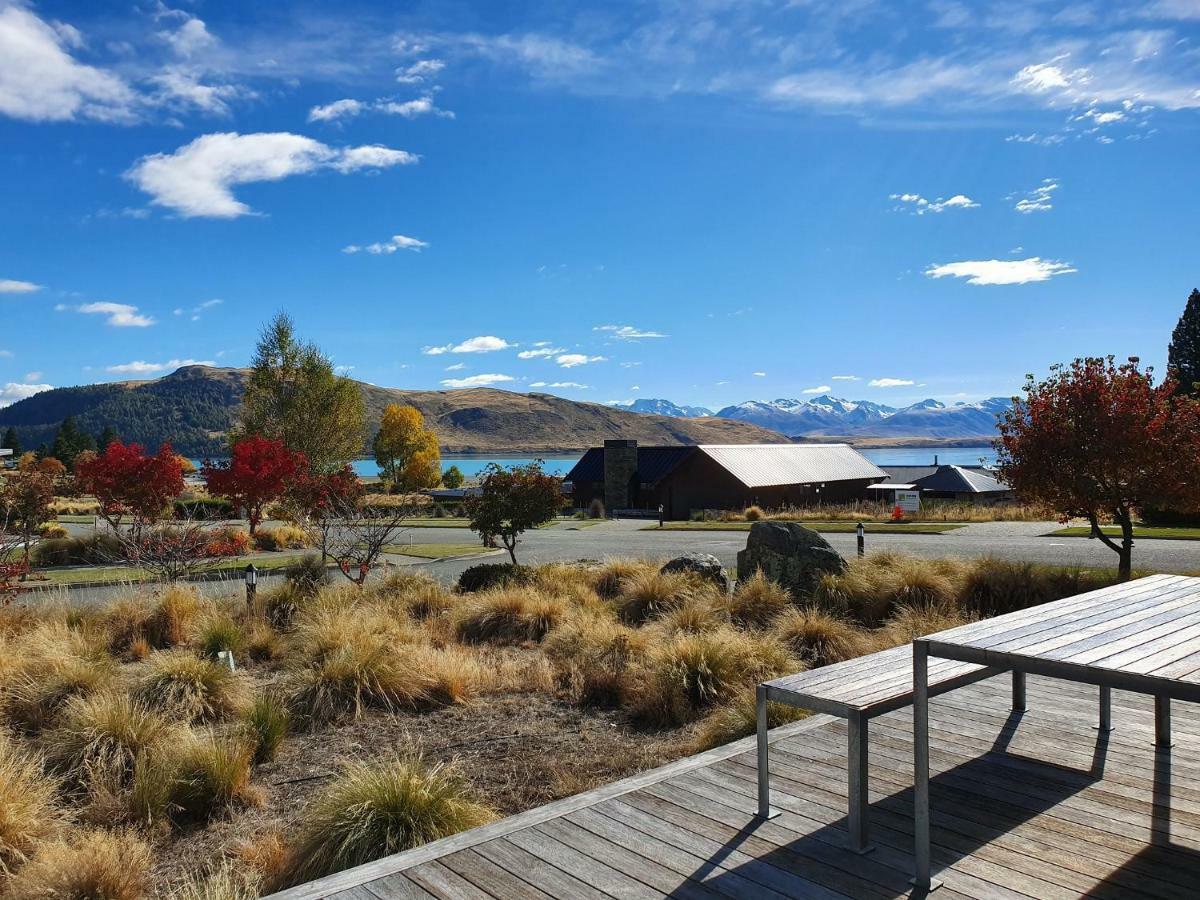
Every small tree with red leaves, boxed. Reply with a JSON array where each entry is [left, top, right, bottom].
[[76, 441, 186, 536], [997, 356, 1200, 581], [202, 436, 307, 535], [466, 462, 563, 565], [1, 469, 56, 579]]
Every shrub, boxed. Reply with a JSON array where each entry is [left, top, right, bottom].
[[168, 731, 256, 824], [205, 526, 251, 558], [39, 523, 69, 539], [616, 570, 713, 625], [287, 553, 328, 596], [195, 616, 246, 659], [771, 607, 866, 668], [454, 588, 564, 644], [694, 689, 811, 751], [728, 571, 791, 628], [278, 756, 495, 887], [455, 563, 532, 593], [6, 828, 151, 900], [242, 694, 289, 764], [45, 693, 177, 787], [174, 496, 235, 520], [0, 735, 63, 879], [587, 497, 605, 519], [632, 627, 796, 726], [133, 651, 251, 723], [743, 505, 764, 522], [145, 585, 203, 648]]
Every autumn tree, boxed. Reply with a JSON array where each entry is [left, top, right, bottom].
[[997, 356, 1200, 580], [202, 436, 307, 534], [0, 470, 55, 576], [287, 465, 363, 563], [373, 404, 441, 491], [466, 462, 563, 565], [75, 441, 185, 534], [238, 313, 366, 472], [441, 465, 465, 489], [1168, 288, 1200, 396]]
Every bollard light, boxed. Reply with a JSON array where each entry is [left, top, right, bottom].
[[244, 563, 258, 614], [856, 522, 865, 558]]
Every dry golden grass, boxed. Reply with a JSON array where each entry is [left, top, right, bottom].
[[44, 693, 177, 788], [0, 734, 63, 880], [6, 828, 151, 900], [145, 585, 205, 649], [544, 611, 648, 707], [132, 651, 252, 723], [377, 570, 459, 621], [591, 558, 660, 600], [815, 552, 965, 626], [693, 689, 811, 751], [772, 607, 869, 668], [650, 597, 730, 635], [2, 625, 116, 733], [877, 605, 971, 646], [615, 570, 716, 625], [727, 570, 792, 628], [166, 730, 259, 824], [454, 588, 565, 645]]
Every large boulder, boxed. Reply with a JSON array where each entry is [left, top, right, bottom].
[[736, 522, 846, 597], [660, 552, 729, 593]]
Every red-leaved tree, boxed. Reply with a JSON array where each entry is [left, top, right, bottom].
[[287, 465, 363, 564], [466, 462, 563, 565], [997, 356, 1200, 580], [202, 436, 308, 534], [75, 441, 185, 535]]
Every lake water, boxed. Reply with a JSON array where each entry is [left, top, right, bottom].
[[350, 455, 583, 479]]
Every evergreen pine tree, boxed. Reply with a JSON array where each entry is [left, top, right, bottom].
[[1168, 288, 1200, 396], [50, 416, 94, 469], [1, 426, 20, 456], [98, 425, 118, 450]]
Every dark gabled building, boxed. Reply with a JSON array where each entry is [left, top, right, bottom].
[[870, 463, 1013, 503], [564, 440, 887, 519]]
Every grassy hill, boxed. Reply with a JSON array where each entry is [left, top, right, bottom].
[[0, 365, 786, 457]]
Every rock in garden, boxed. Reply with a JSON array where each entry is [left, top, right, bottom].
[[736, 522, 846, 597], [660, 552, 729, 592]]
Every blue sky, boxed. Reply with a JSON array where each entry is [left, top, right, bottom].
[[2, 0, 1198, 413]]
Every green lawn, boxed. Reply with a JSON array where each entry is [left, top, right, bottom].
[[1048, 526, 1200, 541], [55, 515, 96, 524], [645, 521, 966, 535], [381, 543, 494, 559], [28, 553, 313, 587]]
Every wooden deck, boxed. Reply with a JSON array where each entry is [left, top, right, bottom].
[[271, 673, 1200, 899]]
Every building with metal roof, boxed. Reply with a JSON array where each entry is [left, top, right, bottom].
[[870, 463, 1012, 503], [564, 440, 887, 518]]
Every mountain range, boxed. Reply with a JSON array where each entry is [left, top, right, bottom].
[[0, 367, 783, 457], [609, 398, 715, 418]]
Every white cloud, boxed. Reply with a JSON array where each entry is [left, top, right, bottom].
[[444, 363, 466, 371], [106, 358, 214, 375], [831, 374, 859, 381], [126, 132, 418, 218], [0, 381, 53, 407], [1013, 60, 1077, 92], [23, 371, 41, 381], [307, 98, 365, 122], [423, 335, 512, 355], [517, 346, 565, 359], [869, 378, 915, 387], [801, 385, 832, 394], [1013, 178, 1059, 213], [308, 95, 453, 123], [752, 371, 767, 377], [0, 279, 40, 293], [925, 257, 1076, 285], [440, 373, 514, 388], [396, 59, 445, 84], [530, 381, 588, 389], [0, 350, 11, 358], [63, 301, 156, 327], [890, 193, 979, 215], [378, 96, 454, 119], [343, 234, 428, 255], [556, 353, 605, 368], [594, 324, 667, 340], [0, 5, 136, 123]]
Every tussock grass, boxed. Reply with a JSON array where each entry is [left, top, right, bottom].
[[694, 689, 811, 751], [650, 597, 730, 635], [175, 862, 261, 900], [591, 558, 659, 600], [0, 735, 63, 879], [2, 626, 116, 733], [878, 605, 970, 645], [531, 562, 603, 607], [728, 570, 792, 628], [771, 607, 868, 668], [287, 643, 423, 724], [44, 693, 177, 787], [132, 651, 251, 723], [6, 828, 151, 900], [242, 694, 289, 764], [377, 571, 458, 621], [615, 570, 716, 625], [145, 585, 204, 649], [277, 756, 496, 888], [167, 731, 258, 824], [454, 588, 565, 645], [544, 612, 646, 707], [195, 615, 246, 659], [815, 553, 964, 626]]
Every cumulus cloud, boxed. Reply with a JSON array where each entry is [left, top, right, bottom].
[[890, 193, 979, 214], [556, 353, 605, 368], [594, 325, 667, 340], [423, 335, 512, 355], [106, 358, 214, 375], [0, 381, 53, 407], [801, 385, 832, 394], [869, 378, 915, 387], [0, 279, 40, 293], [517, 345, 565, 359], [530, 381, 588, 389], [1013, 60, 1079, 92], [925, 257, 1076, 285], [60, 301, 155, 327], [126, 132, 418, 218], [307, 95, 453, 123], [306, 98, 366, 123], [396, 59, 445, 84], [0, 4, 137, 123], [440, 373, 514, 388], [1013, 178, 1059, 213], [343, 234, 428, 254]]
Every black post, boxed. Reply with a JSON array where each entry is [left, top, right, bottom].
[[658, 504, 664, 528], [244, 563, 258, 614], [856, 522, 865, 558]]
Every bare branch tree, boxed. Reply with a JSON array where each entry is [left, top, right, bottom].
[[317, 493, 418, 587], [102, 514, 229, 583]]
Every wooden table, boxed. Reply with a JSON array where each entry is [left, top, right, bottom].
[[912, 572, 1200, 890]]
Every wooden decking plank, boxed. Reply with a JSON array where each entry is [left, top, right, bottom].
[[1055, 609, 1200, 667], [363, 877, 438, 900], [329, 888, 385, 900], [472, 839, 611, 900], [436, 848, 555, 900], [507, 824, 664, 899], [404, 861, 496, 900]]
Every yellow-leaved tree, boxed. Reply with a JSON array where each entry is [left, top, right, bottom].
[[372, 404, 442, 491]]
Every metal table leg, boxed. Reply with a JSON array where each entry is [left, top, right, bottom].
[[1155, 696, 1173, 748], [912, 641, 941, 890], [1011, 671, 1026, 711], [847, 712, 873, 853], [756, 684, 779, 819], [1097, 686, 1114, 732]]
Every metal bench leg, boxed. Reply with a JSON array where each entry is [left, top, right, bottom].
[[1155, 696, 1173, 749], [847, 712, 873, 853], [1097, 686, 1113, 732], [1011, 671, 1026, 711], [756, 684, 779, 819], [912, 641, 942, 890]]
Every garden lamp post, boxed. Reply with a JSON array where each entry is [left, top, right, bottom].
[[244, 563, 258, 613], [856, 522, 865, 558]]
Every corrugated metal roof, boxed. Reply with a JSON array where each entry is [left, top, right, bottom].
[[697, 444, 887, 488], [913, 465, 1010, 494]]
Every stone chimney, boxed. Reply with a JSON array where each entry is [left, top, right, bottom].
[[603, 439, 638, 511]]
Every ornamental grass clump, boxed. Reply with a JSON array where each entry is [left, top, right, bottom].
[[727, 570, 792, 628], [615, 570, 714, 625], [278, 756, 496, 887], [45, 693, 177, 788], [591, 558, 658, 600], [454, 588, 565, 645], [2, 626, 115, 733], [0, 735, 63, 879], [544, 612, 646, 707], [694, 688, 811, 751], [145, 585, 204, 649], [286, 642, 426, 725], [6, 828, 151, 900], [771, 607, 868, 668], [132, 650, 251, 723], [195, 615, 247, 660], [241, 694, 289, 765], [814, 553, 964, 626], [167, 731, 257, 824]]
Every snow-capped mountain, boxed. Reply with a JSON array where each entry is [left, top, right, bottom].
[[714, 395, 1012, 439], [611, 398, 714, 418]]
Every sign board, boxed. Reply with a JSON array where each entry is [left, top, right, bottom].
[[895, 489, 921, 513]]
